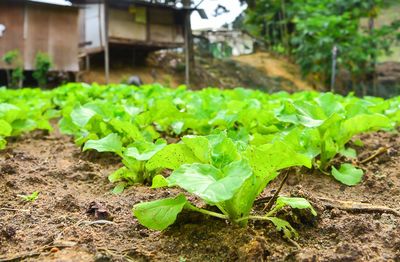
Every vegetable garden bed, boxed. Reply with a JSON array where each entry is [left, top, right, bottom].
[[0, 84, 400, 261], [1, 127, 399, 261]]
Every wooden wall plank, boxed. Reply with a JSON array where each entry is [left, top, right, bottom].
[[0, 1, 25, 69], [0, 2, 79, 72], [108, 8, 146, 41], [25, 3, 50, 70], [48, 6, 79, 71], [149, 8, 173, 25]]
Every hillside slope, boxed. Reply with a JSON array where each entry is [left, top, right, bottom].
[[232, 52, 312, 91], [81, 51, 313, 93]]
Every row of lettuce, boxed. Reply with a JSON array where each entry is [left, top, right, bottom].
[[1, 83, 399, 237]]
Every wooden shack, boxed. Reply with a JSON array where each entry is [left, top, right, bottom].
[[0, 0, 79, 72], [72, 0, 204, 84], [77, 0, 186, 53]]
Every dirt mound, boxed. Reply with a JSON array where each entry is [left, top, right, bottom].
[[80, 64, 182, 89], [81, 51, 314, 93], [232, 52, 313, 92]]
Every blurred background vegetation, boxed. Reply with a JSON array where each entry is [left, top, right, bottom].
[[234, 0, 400, 95]]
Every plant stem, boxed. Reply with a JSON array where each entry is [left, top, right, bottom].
[[235, 215, 272, 223], [184, 203, 228, 220], [266, 204, 283, 217], [216, 203, 230, 217], [313, 158, 330, 176], [263, 169, 290, 212], [318, 167, 330, 176]]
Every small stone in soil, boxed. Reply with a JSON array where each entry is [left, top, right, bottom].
[[87, 201, 112, 221], [1, 225, 16, 239]]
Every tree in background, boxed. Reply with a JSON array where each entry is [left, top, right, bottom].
[[242, 0, 295, 54], [33, 52, 53, 89], [242, 0, 400, 92], [2, 50, 24, 89]]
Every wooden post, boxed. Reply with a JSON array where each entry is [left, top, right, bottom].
[[187, 15, 195, 70], [104, 0, 110, 85], [331, 45, 337, 93], [280, 0, 290, 54], [183, 0, 194, 87], [278, 11, 285, 51], [146, 7, 150, 42], [86, 54, 90, 73], [5, 69, 10, 87], [369, 17, 377, 96], [184, 9, 191, 87], [265, 20, 270, 48]]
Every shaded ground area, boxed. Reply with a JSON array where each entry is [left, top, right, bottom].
[[80, 51, 313, 93], [81, 64, 183, 91], [78, 49, 400, 97], [1, 125, 399, 261], [336, 62, 400, 98]]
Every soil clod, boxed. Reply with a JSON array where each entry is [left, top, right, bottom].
[[87, 201, 112, 221]]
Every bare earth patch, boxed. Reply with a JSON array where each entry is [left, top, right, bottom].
[[1, 126, 399, 261]]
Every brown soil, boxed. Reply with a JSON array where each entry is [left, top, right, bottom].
[[232, 52, 313, 92], [80, 51, 314, 93], [1, 125, 400, 261], [80, 64, 183, 90]]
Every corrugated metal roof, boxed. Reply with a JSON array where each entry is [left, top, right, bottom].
[[1, 0, 76, 8], [29, 0, 72, 6], [68, 0, 196, 11]]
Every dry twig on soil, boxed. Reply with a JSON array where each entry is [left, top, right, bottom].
[[0, 245, 53, 262], [0, 252, 42, 262], [96, 248, 136, 262], [256, 195, 400, 217], [287, 238, 301, 249], [78, 220, 116, 226], [318, 197, 400, 217], [0, 208, 30, 212], [358, 146, 388, 164]]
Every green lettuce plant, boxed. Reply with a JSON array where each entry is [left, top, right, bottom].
[[0, 89, 58, 149], [82, 133, 167, 193], [133, 133, 316, 238], [276, 93, 392, 185]]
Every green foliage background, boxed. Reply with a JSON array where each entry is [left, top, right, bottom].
[[243, 0, 400, 89]]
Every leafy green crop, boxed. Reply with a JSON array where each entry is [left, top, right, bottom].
[[17, 191, 40, 202], [133, 133, 315, 237], [2, 84, 399, 189], [0, 87, 59, 149], [2, 82, 400, 240], [276, 93, 393, 185], [83, 133, 167, 193]]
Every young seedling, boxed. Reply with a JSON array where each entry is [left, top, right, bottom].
[[17, 191, 39, 202], [83, 133, 167, 193]]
